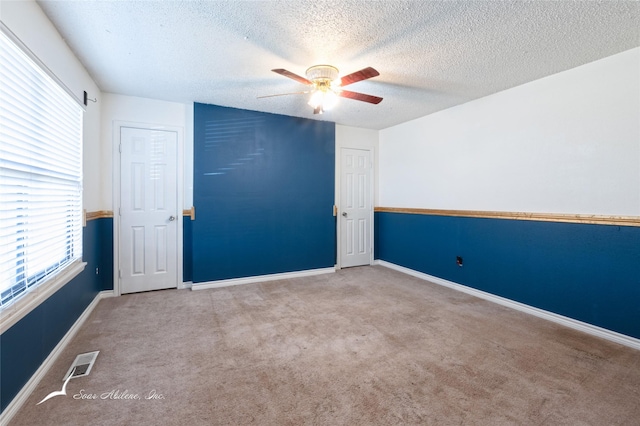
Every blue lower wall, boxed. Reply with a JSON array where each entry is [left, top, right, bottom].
[[0, 217, 113, 412], [375, 212, 640, 339], [192, 103, 335, 282]]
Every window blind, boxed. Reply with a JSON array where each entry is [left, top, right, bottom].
[[0, 28, 83, 309]]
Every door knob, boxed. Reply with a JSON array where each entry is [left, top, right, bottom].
[[342, 212, 347, 217], [169, 215, 176, 221]]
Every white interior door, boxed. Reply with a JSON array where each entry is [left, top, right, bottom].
[[120, 126, 178, 294], [340, 148, 372, 268]]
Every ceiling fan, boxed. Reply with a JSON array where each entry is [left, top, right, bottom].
[[260, 65, 383, 114]]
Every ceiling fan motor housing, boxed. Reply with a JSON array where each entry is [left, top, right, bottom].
[[306, 65, 340, 87]]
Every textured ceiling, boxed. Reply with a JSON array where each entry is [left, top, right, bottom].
[[36, 0, 639, 130]]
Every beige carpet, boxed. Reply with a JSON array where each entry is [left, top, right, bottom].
[[9, 266, 640, 425]]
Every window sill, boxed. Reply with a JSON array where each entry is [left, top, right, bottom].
[[0, 260, 87, 334]]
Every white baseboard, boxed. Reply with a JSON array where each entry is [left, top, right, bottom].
[[0, 290, 115, 425], [375, 260, 640, 351], [179, 281, 192, 290], [191, 267, 335, 291]]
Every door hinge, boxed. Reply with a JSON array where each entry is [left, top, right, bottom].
[[119, 144, 122, 153], [118, 270, 122, 279]]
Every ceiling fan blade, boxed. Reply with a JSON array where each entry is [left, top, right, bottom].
[[272, 69, 312, 85], [339, 67, 380, 86], [257, 91, 310, 99], [339, 90, 383, 104]]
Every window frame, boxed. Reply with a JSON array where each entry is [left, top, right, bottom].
[[0, 22, 86, 333]]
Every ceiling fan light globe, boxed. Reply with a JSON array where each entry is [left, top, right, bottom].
[[308, 89, 339, 111], [322, 90, 339, 110], [308, 90, 324, 109]]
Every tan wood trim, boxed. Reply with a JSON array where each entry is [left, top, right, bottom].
[[374, 207, 640, 227], [183, 206, 195, 221], [85, 210, 114, 221]]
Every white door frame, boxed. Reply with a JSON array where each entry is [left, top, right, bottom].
[[335, 146, 374, 269], [112, 121, 184, 296]]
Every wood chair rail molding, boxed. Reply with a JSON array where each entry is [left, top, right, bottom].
[[85, 208, 639, 226], [85, 210, 114, 221], [374, 207, 640, 227], [84, 208, 197, 222], [183, 206, 195, 220]]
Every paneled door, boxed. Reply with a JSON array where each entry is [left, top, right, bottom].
[[120, 126, 178, 294], [340, 148, 372, 268]]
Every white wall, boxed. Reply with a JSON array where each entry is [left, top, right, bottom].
[[379, 48, 640, 216], [2, 0, 103, 211], [100, 94, 192, 209], [336, 124, 378, 151]]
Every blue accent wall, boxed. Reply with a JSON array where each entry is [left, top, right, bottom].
[[192, 103, 335, 282], [375, 212, 640, 339], [0, 218, 113, 412]]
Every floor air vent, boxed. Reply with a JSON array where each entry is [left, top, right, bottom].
[[63, 351, 100, 380]]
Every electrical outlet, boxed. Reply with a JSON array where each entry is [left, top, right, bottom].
[[95, 267, 99, 275]]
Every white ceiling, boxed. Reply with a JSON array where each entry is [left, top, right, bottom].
[[37, 0, 639, 130]]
